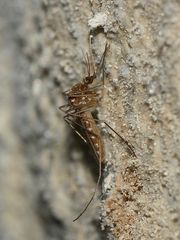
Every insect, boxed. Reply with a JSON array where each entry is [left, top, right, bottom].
[[59, 38, 136, 221]]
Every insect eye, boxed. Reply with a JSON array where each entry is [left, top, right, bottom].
[[84, 77, 89, 83], [84, 76, 93, 84]]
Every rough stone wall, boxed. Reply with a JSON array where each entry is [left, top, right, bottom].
[[0, 0, 179, 240]]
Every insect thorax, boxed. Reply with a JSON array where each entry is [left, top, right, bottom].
[[67, 83, 98, 108]]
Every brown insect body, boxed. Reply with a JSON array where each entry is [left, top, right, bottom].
[[80, 111, 105, 163], [60, 51, 106, 221], [67, 83, 96, 109], [59, 42, 136, 221], [65, 73, 105, 163]]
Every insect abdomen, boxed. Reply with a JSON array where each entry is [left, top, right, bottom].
[[80, 112, 105, 163]]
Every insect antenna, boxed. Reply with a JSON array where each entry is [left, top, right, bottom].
[[88, 34, 96, 76], [81, 48, 91, 77], [96, 43, 110, 85]]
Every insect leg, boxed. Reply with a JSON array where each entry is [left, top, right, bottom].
[[77, 116, 137, 158], [67, 109, 136, 157], [103, 121, 137, 158], [64, 113, 103, 221], [64, 115, 87, 143], [73, 136, 102, 222], [59, 104, 71, 113], [64, 113, 99, 137]]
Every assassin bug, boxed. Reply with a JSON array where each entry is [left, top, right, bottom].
[[59, 38, 136, 221]]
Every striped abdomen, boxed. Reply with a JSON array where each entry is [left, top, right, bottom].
[[80, 112, 105, 163]]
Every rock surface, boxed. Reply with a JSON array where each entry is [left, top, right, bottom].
[[0, 0, 180, 239]]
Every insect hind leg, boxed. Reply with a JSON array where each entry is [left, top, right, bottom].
[[76, 116, 137, 158], [103, 121, 137, 158]]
